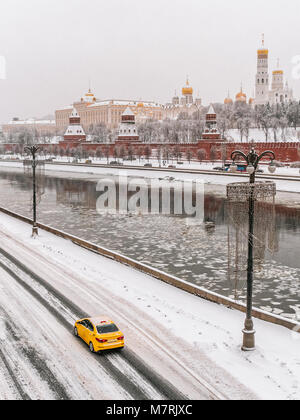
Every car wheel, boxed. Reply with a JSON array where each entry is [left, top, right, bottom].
[[89, 342, 94, 353], [74, 327, 79, 337]]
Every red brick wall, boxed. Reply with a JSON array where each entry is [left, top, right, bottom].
[[2, 141, 300, 162]]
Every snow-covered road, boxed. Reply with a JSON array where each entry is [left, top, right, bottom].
[[0, 219, 229, 400], [0, 212, 299, 400], [0, 246, 209, 400]]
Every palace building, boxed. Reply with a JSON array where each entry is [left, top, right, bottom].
[[55, 88, 163, 132]]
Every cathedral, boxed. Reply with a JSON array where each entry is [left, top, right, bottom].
[[164, 77, 202, 119]]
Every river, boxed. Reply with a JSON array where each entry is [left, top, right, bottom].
[[0, 166, 299, 319]]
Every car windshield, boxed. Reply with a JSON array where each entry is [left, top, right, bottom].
[[96, 323, 119, 334]]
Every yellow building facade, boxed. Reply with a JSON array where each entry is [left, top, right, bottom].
[[55, 89, 163, 132]]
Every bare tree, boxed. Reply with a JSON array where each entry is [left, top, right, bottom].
[[197, 149, 206, 164]]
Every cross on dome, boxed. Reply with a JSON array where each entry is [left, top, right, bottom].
[[182, 76, 193, 96]]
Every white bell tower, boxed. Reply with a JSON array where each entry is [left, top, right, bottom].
[[254, 34, 270, 106]]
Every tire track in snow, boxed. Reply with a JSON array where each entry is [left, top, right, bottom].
[[0, 347, 31, 401], [0, 248, 185, 400], [0, 307, 71, 400]]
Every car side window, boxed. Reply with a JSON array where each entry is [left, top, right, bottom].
[[80, 320, 88, 327], [87, 321, 94, 332]]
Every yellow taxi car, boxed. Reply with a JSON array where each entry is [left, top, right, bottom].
[[74, 317, 124, 353]]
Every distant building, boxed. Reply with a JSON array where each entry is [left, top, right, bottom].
[[55, 88, 163, 131], [269, 68, 293, 105], [2, 118, 56, 137], [164, 77, 202, 120], [254, 36, 293, 106]]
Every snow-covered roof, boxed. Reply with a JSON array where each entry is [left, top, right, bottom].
[[64, 125, 85, 136], [88, 99, 162, 108], [207, 105, 216, 115], [56, 105, 73, 112], [7, 119, 55, 125]]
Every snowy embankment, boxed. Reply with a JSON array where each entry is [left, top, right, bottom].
[[0, 160, 299, 194], [227, 128, 300, 143], [0, 212, 299, 400]]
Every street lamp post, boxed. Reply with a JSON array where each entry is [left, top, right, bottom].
[[230, 148, 276, 351], [24, 145, 40, 237]]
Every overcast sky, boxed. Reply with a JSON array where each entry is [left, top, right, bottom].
[[0, 0, 299, 123]]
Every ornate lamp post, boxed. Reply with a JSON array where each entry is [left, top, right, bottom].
[[230, 148, 276, 351], [24, 145, 40, 237]]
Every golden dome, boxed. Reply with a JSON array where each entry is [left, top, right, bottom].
[[182, 77, 193, 96], [137, 102, 144, 108], [249, 97, 254, 105], [86, 89, 94, 97], [224, 94, 233, 105], [236, 88, 247, 102], [257, 49, 269, 56]]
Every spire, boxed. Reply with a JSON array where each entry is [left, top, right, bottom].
[[262, 33, 265, 47]]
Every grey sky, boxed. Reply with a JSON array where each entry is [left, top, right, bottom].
[[0, 0, 299, 123]]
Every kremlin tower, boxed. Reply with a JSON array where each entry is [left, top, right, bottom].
[[63, 108, 86, 143], [116, 107, 140, 144], [202, 105, 222, 141]]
